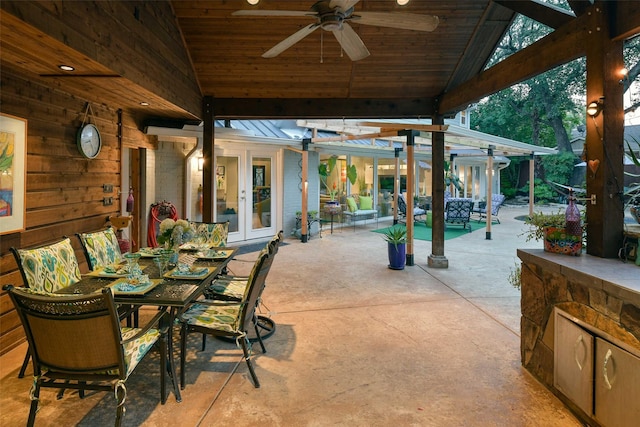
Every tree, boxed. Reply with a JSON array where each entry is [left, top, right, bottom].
[[472, 13, 640, 153]]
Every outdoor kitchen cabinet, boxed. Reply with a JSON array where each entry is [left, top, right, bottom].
[[554, 309, 640, 427]]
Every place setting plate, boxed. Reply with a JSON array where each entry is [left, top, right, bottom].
[[195, 249, 234, 260], [138, 247, 164, 257], [85, 263, 143, 278], [179, 242, 214, 251], [109, 278, 162, 296], [164, 266, 216, 280]]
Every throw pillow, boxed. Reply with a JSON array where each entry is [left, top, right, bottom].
[[359, 196, 373, 210], [346, 197, 358, 212]]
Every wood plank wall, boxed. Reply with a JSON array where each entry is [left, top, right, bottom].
[[0, 68, 153, 355]]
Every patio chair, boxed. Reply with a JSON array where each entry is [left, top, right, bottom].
[[77, 227, 139, 328], [11, 237, 83, 378], [473, 194, 506, 223], [179, 250, 271, 389], [396, 193, 427, 224], [189, 220, 229, 248], [76, 226, 123, 270], [204, 231, 283, 341], [191, 220, 230, 273], [5, 285, 171, 427], [444, 198, 474, 232]]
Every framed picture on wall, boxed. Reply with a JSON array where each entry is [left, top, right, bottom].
[[0, 113, 27, 235], [253, 165, 265, 187], [216, 166, 225, 176]]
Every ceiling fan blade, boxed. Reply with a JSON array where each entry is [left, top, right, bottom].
[[354, 12, 439, 32], [333, 23, 370, 61], [232, 10, 313, 17], [263, 23, 320, 58], [329, 0, 361, 12]]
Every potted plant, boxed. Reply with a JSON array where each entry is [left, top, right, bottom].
[[382, 225, 407, 270], [522, 209, 584, 256], [319, 156, 358, 205]]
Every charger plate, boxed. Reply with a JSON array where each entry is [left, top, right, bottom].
[[109, 278, 162, 295], [164, 266, 216, 280], [85, 264, 144, 278], [195, 249, 233, 260]]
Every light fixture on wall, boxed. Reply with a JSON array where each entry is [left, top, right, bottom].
[[586, 99, 603, 117], [619, 67, 629, 87], [247, 0, 259, 5], [397, 0, 410, 5], [197, 157, 204, 171]]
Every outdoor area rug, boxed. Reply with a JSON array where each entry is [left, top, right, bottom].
[[372, 220, 496, 241]]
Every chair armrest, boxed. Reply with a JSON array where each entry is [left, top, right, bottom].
[[121, 309, 170, 344]]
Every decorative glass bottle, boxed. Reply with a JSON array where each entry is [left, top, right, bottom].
[[565, 189, 581, 237], [126, 188, 134, 213]]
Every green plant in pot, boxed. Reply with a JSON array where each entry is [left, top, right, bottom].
[[382, 225, 407, 270]]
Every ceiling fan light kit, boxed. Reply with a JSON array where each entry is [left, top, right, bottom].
[[232, 0, 438, 61]]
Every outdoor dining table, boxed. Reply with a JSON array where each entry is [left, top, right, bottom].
[[56, 246, 238, 403]]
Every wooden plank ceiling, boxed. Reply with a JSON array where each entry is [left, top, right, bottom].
[[172, 0, 514, 118], [3, 1, 637, 123]]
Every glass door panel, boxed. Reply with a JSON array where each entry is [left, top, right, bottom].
[[250, 157, 271, 231], [216, 156, 240, 233]]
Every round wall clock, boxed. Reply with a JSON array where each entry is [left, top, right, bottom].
[[77, 123, 102, 159]]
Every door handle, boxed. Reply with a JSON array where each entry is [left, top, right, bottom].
[[603, 348, 614, 390], [574, 335, 586, 371]]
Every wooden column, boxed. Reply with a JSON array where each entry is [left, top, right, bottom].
[[585, 2, 625, 258], [400, 130, 418, 266], [301, 139, 310, 242], [529, 153, 535, 219], [393, 148, 402, 225], [486, 146, 494, 240], [202, 96, 214, 223], [429, 115, 448, 268]]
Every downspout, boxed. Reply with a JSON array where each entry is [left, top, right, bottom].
[[184, 137, 202, 220]]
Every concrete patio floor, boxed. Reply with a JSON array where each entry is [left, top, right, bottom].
[[0, 204, 584, 426]]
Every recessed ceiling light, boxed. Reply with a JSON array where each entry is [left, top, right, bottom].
[[58, 64, 75, 71], [140, 101, 150, 106]]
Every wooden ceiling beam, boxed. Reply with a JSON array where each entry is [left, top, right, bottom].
[[493, 0, 575, 29], [438, 7, 588, 115], [211, 97, 438, 119], [567, 0, 592, 17]]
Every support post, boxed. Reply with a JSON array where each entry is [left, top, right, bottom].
[[585, 2, 625, 257], [202, 96, 214, 222], [529, 152, 535, 219], [301, 139, 310, 242], [399, 130, 418, 266], [393, 147, 402, 225], [486, 146, 494, 240], [429, 115, 448, 268]]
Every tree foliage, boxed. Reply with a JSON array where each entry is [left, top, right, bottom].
[[471, 10, 640, 152]]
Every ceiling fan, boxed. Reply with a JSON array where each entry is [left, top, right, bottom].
[[232, 0, 439, 61]]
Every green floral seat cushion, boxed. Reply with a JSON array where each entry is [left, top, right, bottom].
[[191, 222, 229, 247], [119, 327, 160, 378], [180, 302, 241, 334], [79, 228, 123, 269], [208, 277, 248, 300], [17, 238, 81, 293]]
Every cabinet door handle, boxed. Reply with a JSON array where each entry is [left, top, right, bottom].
[[603, 348, 614, 390], [574, 334, 586, 371]]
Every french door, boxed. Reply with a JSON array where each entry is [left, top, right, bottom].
[[216, 149, 276, 243]]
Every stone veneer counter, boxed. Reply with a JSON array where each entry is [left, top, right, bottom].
[[517, 249, 640, 424]]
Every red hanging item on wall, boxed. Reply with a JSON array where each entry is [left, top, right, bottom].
[[147, 201, 178, 247]]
